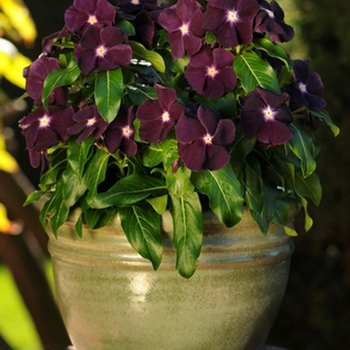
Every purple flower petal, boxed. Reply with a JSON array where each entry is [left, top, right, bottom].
[[240, 87, 293, 146], [136, 84, 184, 143], [64, 0, 116, 34], [185, 46, 236, 98], [74, 26, 132, 75], [176, 105, 235, 171]]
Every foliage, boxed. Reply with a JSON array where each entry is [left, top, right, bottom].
[[20, 0, 337, 278]]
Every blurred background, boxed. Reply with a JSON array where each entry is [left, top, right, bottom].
[[1, 0, 349, 349]]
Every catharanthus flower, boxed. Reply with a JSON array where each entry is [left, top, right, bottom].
[[24, 56, 68, 106], [185, 46, 236, 98], [158, 0, 204, 58], [286, 59, 327, 111], [254, 0, 294, 42], [104, 106, 138, 155], [117, 0, 158, 14], [203, 0, 259, 48], [67, 105, 109, 143], [136, 84, 185, 143], [74, 26, 132, 75], [239, 87, 293, 146], [130, 10, 156, 47], [19, 106, 75, 168], [176, 105, 235, 172], [64, 0, 116, 34]]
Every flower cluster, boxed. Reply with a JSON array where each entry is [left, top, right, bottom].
[[21, 0, 337, 277]]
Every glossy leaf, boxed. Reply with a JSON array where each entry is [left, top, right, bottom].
[[234, 51, 281, 94], [119, 205, 162, 270], [146, 195, 168, 215], [310, 109, 340, 136], [166, 164, 193, 198], [62, 166, 87, 207], [253, 38, 292, 69], [89, 174, 167, 209], [128, 40, 166, 73], [191, 164, 243, 227], [295, 172, 322, 206], [95, 68, 124, 123], [170, 191, 203, 278], [287, 124, 317, 178], [42, 58, 81, 109]]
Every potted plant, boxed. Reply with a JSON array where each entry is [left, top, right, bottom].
[[19, 0, 338, 349]]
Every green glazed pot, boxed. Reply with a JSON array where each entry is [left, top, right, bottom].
[[48, 210, 294, 350]]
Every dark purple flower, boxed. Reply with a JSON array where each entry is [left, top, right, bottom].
[[64, 0, 116, 34], [203, 0, 259, 48], [185, 46, 236, 98], [254, 0, 294, 42], [74, 26, 132, 75], [239, 87, 293, 146], [131, 10, 155, 47], [158, 0, 204, 58], [41, 27, 69, 56], [286, 59, 327, 111], [104, 106, 138, 155], [136, 84, 185, 143], [67, 105, 109, 143], [19, 106, 75, 168], [176, 105, 235, 172], [117, 0, 158, 14], [24, 56, 68, 106]]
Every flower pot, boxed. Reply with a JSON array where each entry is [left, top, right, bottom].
[[48, 210, 294, 350]]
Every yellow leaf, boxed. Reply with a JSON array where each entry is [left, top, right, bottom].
[[0, 0, 37, 45], [0, 203, 12, 234], [0, 38, 31, 88], [0, 134, 18, 173]]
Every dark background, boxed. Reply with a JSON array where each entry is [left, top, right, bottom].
[[3, 1, 350, 349]]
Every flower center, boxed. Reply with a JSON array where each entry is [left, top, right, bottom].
[[161, 111, 170, 122], [227, 9, 239, 23], [207, 66, 218, 78], [122, 126, 133, 138], [265, 9, 274, 18], [87, 117, 96, 126], [180, 23, 189, 35], [39, 114, 50, 128], [96, 45, 107, 57], [131, 0, 140, 4], [203, 133, 213, 144], [263, 106, 275, 120], [298, 82, 307, 93], [88, 15, 98, 25]]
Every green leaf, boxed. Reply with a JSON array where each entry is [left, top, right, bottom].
[[24, 190, 44, 206], [234, 51, 281, 94], [309, 109, 340, 136], [287, 124, 317, 178], [140, 138, 178, 168], [128, 40, 166, 73], [95, 68, 124, 123], [191, 164, 243, 227], [75, 214, 83, 238], [127, 84, 157, 105], [89, 174, 167, 209], [166, 164, 193, 198], [84, 149, 110, 204], [170, 191, 203, 278], [67, 136, 95, 177], [253, 38, 293, 69], [295, 172, 322, 206], [146, 195, 168, 215], [42, 58, 81, 109], [61, 167, 87, 207], [115, 19, 135, 36], [119, 205, 162, 270], [48, 182, 70, 236], [39, 159, 66, 188]]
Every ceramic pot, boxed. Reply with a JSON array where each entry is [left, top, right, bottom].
[[48, 210, 294, 350]]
